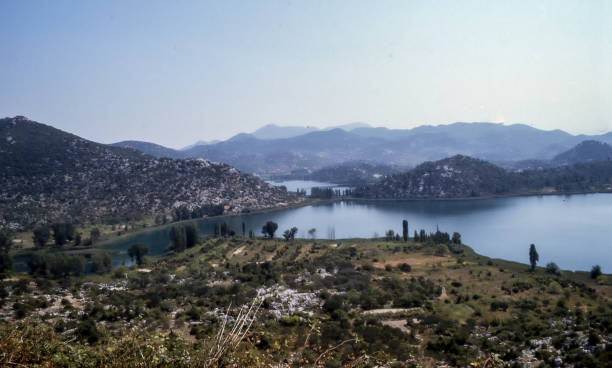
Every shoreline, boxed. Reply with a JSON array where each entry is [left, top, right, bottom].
[[11, 190, 612, 273]]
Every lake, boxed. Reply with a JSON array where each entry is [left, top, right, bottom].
[[14, 193, 611, 272], [94, 193, 612, 272]]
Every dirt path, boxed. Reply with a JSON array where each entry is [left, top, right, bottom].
[[362, 307, 419, 315]]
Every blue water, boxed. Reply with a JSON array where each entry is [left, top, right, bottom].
[[14, 193, 612, 272]]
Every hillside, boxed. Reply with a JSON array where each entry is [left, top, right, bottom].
[[111, 140, 186, 159], [273, 161, 404, 186], [0, 116, 299, 230], [1, 235, 610, 367], [357, 155, 612, 199], [551, 140, 612, 166]]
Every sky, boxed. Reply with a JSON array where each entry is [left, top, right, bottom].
[[1, 1, 611, 148]]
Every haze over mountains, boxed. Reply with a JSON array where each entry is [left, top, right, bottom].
[[3, 115, 612, 230], [113, 122, 612, 177]]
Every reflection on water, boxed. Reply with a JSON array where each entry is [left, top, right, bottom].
[[14, 193, 612, 272]]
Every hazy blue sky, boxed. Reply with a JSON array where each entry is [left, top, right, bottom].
[[1, 1, 610, 148]]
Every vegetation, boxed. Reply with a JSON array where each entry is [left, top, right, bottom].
[[272, 160, 402, 186], [170, 223, 199, 251], [0, 231, 12, 276], [356, 155, 612, 199], [282, 227, 298, 241], [127, 244, 148, 266], [1, 229, 609, 367], [529, 244, 539, 271], [261, 221, 278, 239]]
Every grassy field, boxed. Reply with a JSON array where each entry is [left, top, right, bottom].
[[1, 235, 610, 367]]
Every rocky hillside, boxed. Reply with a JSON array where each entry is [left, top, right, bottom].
[[357, 155, 512, 198], [357, 155, 612, 199], [0, 116, 298, 230]]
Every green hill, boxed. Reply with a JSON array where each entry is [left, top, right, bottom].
[[358, 155, 612, 199]]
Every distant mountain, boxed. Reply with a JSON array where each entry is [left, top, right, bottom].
[[501, 140, 612, 171], [551, 140, 612, 166], [250, 122, 371, 140], [272, 161, 404, 186], [350, 122, 589, 161], [356, 154, 612, 199], [251, 124, 319, 140], [112, 140, 186, 159], [182, 128, 388, 176], [324, 122, 371, 131], [179, 122, 612, 176], [0, 116, 298, 230], [180, 140, 219, 151]]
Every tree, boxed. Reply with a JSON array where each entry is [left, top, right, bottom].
[[0, 231, 12, 276], [91, 252, 112, 274], [51, 223, 75, 245], [308, 228, 317, 240], [414, 230, 418, 241], [590, 265, 602, 279], [33, 226, 50, 247], [529, 244, 539, 271], [184, 222, 199, 248], [419, 229, 427, 242], [402, 220, 408, 241], [451, 232, 462, 245], [27, 253, 85, 278], [262, 221, 278, 239], [170, 224, 187, 251], [283, 227, 298, 241], [128, 244, 148, 266], [242, 222, 246, 237], [90, 228, 101, 244], [214, 222, 233, 237], [385, 229, 395, 241], [74, 232, 82, 246]]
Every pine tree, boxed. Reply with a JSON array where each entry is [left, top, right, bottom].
[[529, 244, 539, 271]]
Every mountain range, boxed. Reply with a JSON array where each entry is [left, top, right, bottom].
[[0, 116, 298, 230], [501, 140, 612, 171], [113, 122, 612, 177]]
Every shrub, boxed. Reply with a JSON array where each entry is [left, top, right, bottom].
[[398, 263, 411, 272], [76, 318, 101, 344], [590, 265, 602, 279], [545, 262, 561, 276], [280, 315, 299, 326], [490, 301, 509, 312]]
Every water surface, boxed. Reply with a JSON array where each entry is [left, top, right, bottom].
[[101, 193, 612, 271], [13, 193, 611, 272]]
